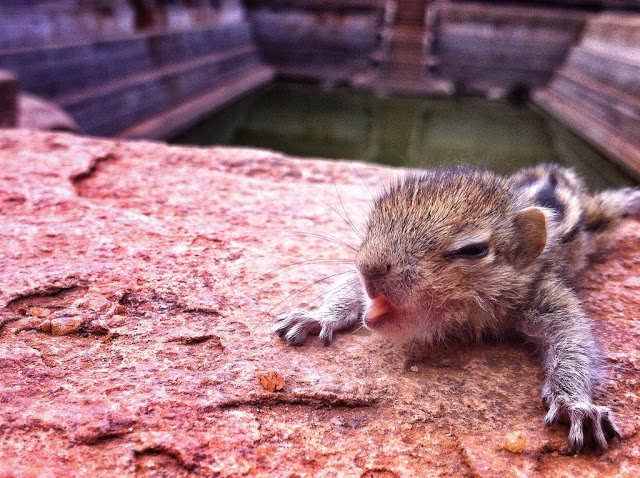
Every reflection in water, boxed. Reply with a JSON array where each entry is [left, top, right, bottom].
[[173, 83, 635, 190]]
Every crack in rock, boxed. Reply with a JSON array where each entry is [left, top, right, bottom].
[[74, 418, 136, 445], [70, 152, 119, 198], [133, 444, 198, 472], [216, 391, 378, 410], [166, 334, 222, 346], [4, 280, 86, 313]]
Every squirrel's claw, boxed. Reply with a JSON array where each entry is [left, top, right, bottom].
[[544, 397, 621, 450], [274, 309, 329, 346]]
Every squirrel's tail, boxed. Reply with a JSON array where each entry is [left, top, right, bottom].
[[582, 187, 639, 254], [584, 188, 640, 232]]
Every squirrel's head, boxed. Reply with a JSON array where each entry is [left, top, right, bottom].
[[356, 169, 548, 343]]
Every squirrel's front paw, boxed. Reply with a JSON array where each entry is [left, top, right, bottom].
[[274, 309, 335, 346], [544, 396, 621, 450]]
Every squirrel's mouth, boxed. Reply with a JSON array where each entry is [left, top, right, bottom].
[[363, 295, 396, 329]]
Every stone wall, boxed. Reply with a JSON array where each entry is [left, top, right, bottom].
[[427, 2, 587, 98], [244, 0, 385, 84], [534, 13, 640, 181], [1, 0, 638, 178], [0, 71, 18, 127], [0, 0, 247, 50], [0, 0, 134, 50], [0, 0, 273, 139], [240, 1, 600, 99]]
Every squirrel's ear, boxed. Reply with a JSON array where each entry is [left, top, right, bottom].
[[512, 207, 547, 268]]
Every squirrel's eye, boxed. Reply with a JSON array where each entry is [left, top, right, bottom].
[[445, 242, 490, 260]]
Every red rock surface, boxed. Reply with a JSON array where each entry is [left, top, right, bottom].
[[0, 129, 639, 477]]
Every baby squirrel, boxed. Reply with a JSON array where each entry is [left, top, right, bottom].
[[275, 163, 640, 450]]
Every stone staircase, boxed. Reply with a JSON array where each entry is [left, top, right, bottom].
[[534, 13, 640, 180], [0, 5, 273, 139], [364, 0, 453, 95], [394, 0, 425, 26]]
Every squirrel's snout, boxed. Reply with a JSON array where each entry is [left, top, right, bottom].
[[357, 261, 392, 279], [355, 240, 394, 279], [356, 256, 393, 300]]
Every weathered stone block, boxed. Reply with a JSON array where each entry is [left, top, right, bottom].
[[0, 70, 18, 127]]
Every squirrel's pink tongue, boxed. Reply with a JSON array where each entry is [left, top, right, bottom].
[[364, 295, 394, 328]]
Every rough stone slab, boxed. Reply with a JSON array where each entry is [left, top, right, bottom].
[[0, 130, 639, 477], [18, 92, 80, 132]]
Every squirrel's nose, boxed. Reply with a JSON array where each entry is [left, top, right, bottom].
[[357, 261, 392, 280]]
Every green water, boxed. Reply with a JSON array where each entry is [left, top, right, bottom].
[[172, 83, 636, 190]]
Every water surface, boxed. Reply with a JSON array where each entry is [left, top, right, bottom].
[[173, 83, 636, 190]]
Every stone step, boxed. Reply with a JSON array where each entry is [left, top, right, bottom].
[[275, 62, 371, 84], [369, 76, 454, 96], [59, 45, 261, 136], [119, 65, 274, 140], [387, 39, 424, 53], [386, 25, 425, 40], [438, 64, 551, 84], [438, 62, 552, 92], [550, 68, 640, 144], [437, 51, 562, 74], [371, 49, 423, 63], [581, 12, 640, 52], [258, 44, 373, 71], [382, 56, 424, 70], [567, 46, 640, 97], [395, 13, 424, 26], [249, 9, 380, 52], [0, 22, 254, 99], [0, 22, 254, 69], [438, 23, 581, 48], [533, 88, 640, 180], [386, 35, 425, 50], [14, 46, 152, 99], [375, 51, 432, 66], [437, 35, 570, 63], [381, 68, 425, 82], [436, 3, 586, 31], [0, 37, 144, 73]]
